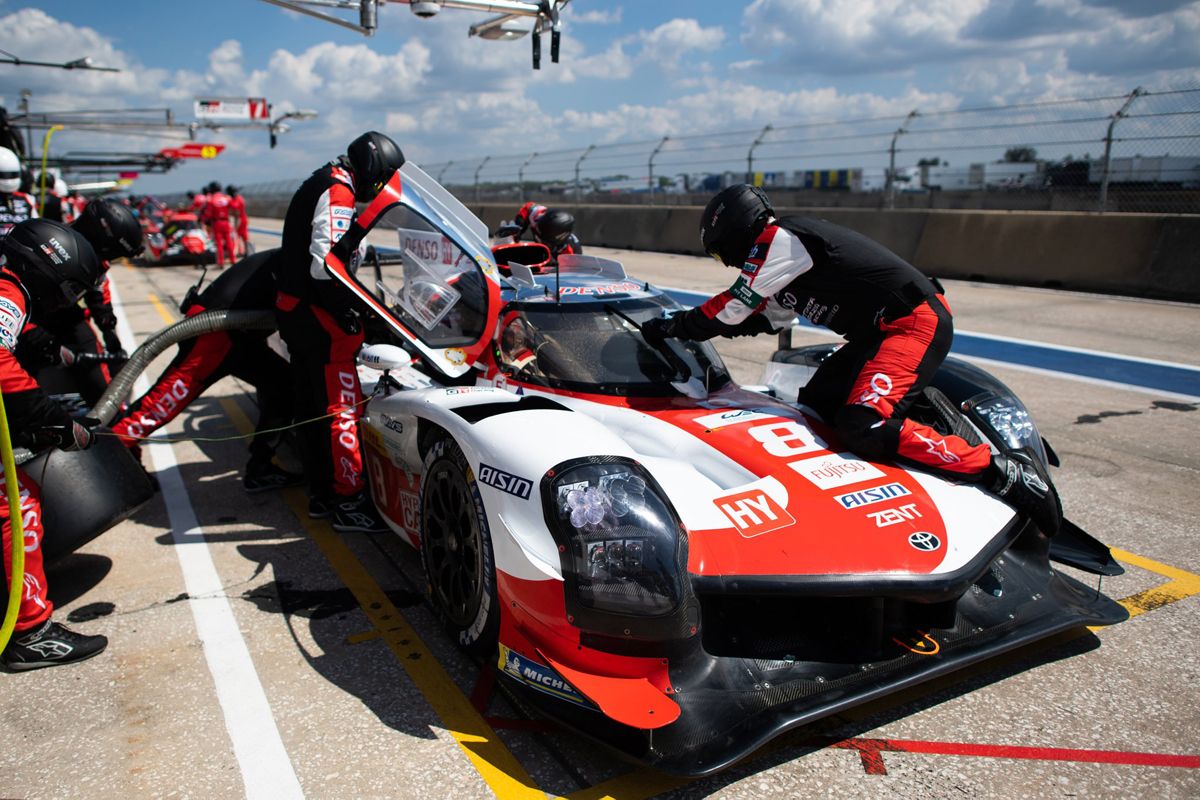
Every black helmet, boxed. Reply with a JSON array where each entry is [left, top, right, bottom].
[[1, 219, 102, 312], [72, 198, 145, 260], [532, 208, 575, 245], [699, 184, 774, 267], [206, 181, 221, 195], [226, 185, 239, 196], [347, 131, 405, 202]]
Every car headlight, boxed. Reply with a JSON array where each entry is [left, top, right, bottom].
[[966, 392, 1047, 463], [543, 458, 687, 624]]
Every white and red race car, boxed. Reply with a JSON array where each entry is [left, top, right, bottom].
[[327, 165, 1127, 775]]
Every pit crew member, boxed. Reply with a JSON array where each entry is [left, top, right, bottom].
[[272, 131, 405, 533], [496, 203, 582, 260], [0, 147, 37, 238], [0, 219, 108, 670], [642, 184, 1061, 535]]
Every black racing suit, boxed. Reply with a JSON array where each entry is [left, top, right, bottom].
[[110, 249, 292, 469], [659, 215, 992, 479], [272, 159, 368, 500]]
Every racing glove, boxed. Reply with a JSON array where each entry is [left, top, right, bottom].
[[56, 418, 99, 452], [102, 328, 126, 359], [641, 316, 675, 348], [494, 221, 522, 239]]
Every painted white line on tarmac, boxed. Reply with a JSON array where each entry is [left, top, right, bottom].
[[109, 274, 304, 800]]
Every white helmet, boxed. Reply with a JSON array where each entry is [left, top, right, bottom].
[[54, 177, 68, 196], [0, 147, 21, 194]]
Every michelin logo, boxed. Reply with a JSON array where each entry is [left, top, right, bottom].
[[498, 644, 591, 708], [834, 482, 911, 509]]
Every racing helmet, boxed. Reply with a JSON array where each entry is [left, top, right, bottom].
[[206, 181, 221, 195], [532, 209, 575, 246], [347, 131, 405, 202], [700, 184, 774, 267], [0, 219, 103, 312], [73, 198, 145, 260], [0, 147, 20, 194]]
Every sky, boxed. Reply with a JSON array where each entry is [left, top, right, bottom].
[[1, 0, 1198, 195]]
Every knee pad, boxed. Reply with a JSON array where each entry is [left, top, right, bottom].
[[834, 404, 898, 462]]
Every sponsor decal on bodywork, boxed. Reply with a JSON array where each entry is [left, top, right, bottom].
[[713, 487, 796, 538], [478, 463, 533, 500], [498, 644, 592, 708], [693, 409, 780, 430], [789, 452, 886, 490], [559, 282, 644, 296], [834, 482, 912, 509]]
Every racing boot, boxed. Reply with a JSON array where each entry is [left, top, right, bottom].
[[243, 459, 305, 494], [988, 449, 1062, 536], [2, 620, 108, 671], [330, 492, 390, 534]]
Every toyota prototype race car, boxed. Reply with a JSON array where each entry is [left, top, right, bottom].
[[325, 165, 1127, 776], [138, 209, 215, 266]]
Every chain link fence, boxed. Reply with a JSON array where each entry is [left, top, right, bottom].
[[234, 86, 1199, 215]]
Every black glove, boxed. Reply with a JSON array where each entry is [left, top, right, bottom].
[[89, 302, 118, 332], [57, 419, 98, 452], [641, 316, 674, 348], [102, 328, 125, 357]]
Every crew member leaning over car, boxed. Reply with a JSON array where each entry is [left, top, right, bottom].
[[496, 202, 583, 260], [0, 219, 109, 671], [641, 184, 1061, 535], [110, 249, 299, 493], [272, 131, 405, 534]]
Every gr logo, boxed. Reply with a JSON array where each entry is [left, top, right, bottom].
[[478, 463, 532, 500]]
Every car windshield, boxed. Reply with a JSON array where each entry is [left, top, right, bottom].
[[497, 297, 731, 396]]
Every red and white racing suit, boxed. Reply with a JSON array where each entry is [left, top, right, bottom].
[[202, 191, 236, 267], [0, 191, 38, 237], [664, 216, 992, 480], [110, 250, 291, 461], [509, 201, 582, 259], [273, 160, 367, 501], [0, 268, 81, 634], [230, 193, 249, 258]]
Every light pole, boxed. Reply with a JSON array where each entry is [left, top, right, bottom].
[[269, 109, 319, 149], [574, 145, 594, 204], [474, 156, 490, 203], [518, 151, 538, 203], [648, 136, 669, 203], [746, 125, 771, 185], [887, 109, 919, 210]]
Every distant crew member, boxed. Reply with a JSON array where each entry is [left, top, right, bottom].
[[496, 202, 582, 260]]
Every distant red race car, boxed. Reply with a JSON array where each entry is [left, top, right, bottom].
[[138, 210, 214, 266]]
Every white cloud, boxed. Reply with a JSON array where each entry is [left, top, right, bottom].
[[567, 8, 624, 25]]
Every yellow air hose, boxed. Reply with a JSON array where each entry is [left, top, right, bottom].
[[0, 389, 25, 654]]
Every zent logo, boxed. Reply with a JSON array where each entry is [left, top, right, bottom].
[[867, 503, 922, 527], [714, 489, 795, 538]]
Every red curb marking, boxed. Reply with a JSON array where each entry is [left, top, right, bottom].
[[822, 737, 1200, 775]]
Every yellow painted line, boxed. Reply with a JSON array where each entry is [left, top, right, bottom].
[[346, 629, 383, 645], [220, 397, 542, 799], [1110, 548, 1200, 621], [560, 767, 689, 800], [148, 293, 176, 325]]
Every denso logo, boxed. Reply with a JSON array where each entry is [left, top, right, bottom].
[[834, 482, 911, 509], [478, 463, 532, 499]]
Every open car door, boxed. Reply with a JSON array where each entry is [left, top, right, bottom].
[[323, 162, 502, 378]]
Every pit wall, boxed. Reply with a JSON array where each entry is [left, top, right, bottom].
[[467, 203, 1200, 302]]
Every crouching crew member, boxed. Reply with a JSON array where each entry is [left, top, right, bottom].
[[0, 219, 108, 670]]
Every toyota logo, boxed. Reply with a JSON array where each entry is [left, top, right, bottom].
[[908, 531, 941, 551]]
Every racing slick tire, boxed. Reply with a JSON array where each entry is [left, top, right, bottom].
[[419, 436, 500, 659]]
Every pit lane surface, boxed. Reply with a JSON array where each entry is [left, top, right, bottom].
[[2, 218, 1197, 799]]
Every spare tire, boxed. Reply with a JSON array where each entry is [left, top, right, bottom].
[[23, 432, 156, 563]]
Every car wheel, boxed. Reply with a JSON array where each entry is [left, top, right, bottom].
[[419, 436, 499, 658]]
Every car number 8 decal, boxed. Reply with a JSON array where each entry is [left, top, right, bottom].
[[748, 420, 823, 458]]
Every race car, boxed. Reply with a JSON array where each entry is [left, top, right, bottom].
[[328, 164, 1127, 775], [138, 209, 214, 266]]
